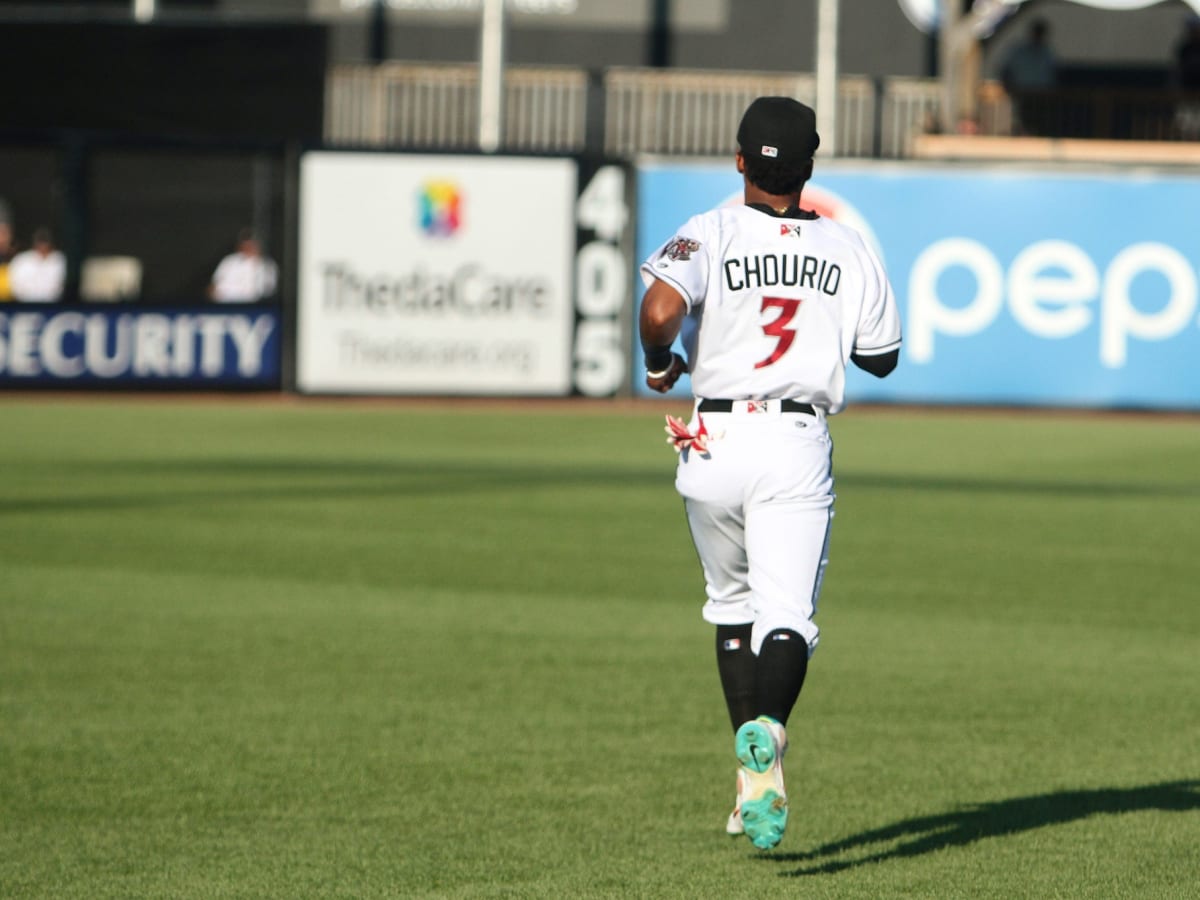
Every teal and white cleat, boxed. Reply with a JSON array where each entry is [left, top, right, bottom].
[[725, 770, 746, 836], [733, 716, 788, 850]]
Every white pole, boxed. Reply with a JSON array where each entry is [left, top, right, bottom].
[[815, 0, 839, 157], [479, 0, 506, 153], [133, 0, 155, 22]]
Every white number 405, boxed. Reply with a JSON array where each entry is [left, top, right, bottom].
[[575, 166, 627, 241]]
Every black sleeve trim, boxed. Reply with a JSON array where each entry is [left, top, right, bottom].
[[851, 348, 899, 378]]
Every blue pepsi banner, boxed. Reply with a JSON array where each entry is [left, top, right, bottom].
[[636, 162, 1200, 410], [0, 306, 281, 387]]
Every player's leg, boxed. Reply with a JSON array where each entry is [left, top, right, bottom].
[[716, 623, 755, 731], [682, 497, 758, 732], [726, 502, 829, 848], [734, 435, 834, 851], [744, 498, 832, 723], [681, 495, 760, 837], [742, 419, 835, 722]]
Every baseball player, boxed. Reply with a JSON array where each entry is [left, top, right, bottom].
[[639, 96, 901, 850]]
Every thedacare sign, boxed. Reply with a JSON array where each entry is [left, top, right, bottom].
[[297, 152, 577, 395]]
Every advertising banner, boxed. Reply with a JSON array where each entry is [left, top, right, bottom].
[[899, 0, 1200, 33], [635, 162, 1200, 410], [0, 306, 280, 387], [298, 152, 579, 395]]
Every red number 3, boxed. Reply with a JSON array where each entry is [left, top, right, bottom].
[[754, 297, 802, 369]]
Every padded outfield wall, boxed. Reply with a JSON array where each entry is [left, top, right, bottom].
[[6, 151, 1197, 408], [634, 161, 1200, 411], [293, 150, 1200, 409]]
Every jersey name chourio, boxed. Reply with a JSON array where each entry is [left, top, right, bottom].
[[640, 204, 901, 415], [723, 253, 841, 295]]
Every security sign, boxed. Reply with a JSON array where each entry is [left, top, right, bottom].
[[0, 307, 280, 387]]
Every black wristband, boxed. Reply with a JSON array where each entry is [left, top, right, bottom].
[[643, 345, 674, 372]]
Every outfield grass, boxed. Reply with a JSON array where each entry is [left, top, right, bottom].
[[2, 396, 1198, 899]]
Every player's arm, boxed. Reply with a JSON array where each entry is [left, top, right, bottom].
[[639, 278, 688, 393], [850, 348, 899, 378], [850, 240, 901, 379]]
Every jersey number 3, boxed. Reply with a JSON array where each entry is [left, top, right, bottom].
[[755, 297, 802, 369]]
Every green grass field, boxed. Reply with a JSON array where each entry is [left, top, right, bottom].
[[2, 396, 1198, 899]]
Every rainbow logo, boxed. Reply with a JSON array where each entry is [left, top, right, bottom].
[[418, 180, 462, 237]]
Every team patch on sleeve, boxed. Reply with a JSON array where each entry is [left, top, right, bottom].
[[662, 236, 701, 262]]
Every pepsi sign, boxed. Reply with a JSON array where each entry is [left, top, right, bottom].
[[635, 162, 1200, 410]]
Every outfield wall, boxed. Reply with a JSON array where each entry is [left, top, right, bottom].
[[294, 151, 1200, 409], [5, 152, 1197, 409], [635, 162, 1200, 411]]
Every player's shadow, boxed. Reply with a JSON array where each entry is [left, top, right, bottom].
[[770, 780, 1199, 876]]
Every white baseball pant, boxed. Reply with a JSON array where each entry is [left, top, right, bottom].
[[674, 400, 834, 656]]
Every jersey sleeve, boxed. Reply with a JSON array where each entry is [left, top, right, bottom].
[[852, 240, 902, 356], [639, 214, 711, 312]]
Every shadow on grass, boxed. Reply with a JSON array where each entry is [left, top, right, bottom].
[[771, 781, 1200, 876], [4, 458, 1197, 517], [0, 459, 672, 516], [842, 473, 1200, 499]]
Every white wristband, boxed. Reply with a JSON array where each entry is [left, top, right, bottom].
[[646, 364, 673, 379]]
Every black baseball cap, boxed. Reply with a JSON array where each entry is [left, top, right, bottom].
[[736, 97, 820, 166]]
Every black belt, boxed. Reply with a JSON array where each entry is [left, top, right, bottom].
[[698, 399, 816, 415]]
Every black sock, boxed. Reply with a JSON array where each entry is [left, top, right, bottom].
[[715, 623, 756, 733], [754, 629, 808, 726]]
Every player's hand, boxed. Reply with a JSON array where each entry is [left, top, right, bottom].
[[645, 353, 687, 393]]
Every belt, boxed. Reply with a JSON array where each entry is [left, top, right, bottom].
[[698, 399, 816, 415]]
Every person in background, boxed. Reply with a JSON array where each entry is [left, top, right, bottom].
[[0, 220, 17, 301], [8, 227, 66, 303], [1173, 15, 1200, 90], [1000, 18, 1058, 136], [209, 228, 278, 303], [1171, 16, 1200, 138]]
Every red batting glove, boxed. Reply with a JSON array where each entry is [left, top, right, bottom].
[[664, 414, 710, 454]]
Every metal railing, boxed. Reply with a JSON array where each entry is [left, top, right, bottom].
[[325, 64, 947, 159], [326, 63, 945, 159], [325, 62, 589, 152], [602, 68, 817, 157], [602, 68, 895, 159], [878, 76, 943, 157], [999, 88, 1200, 142], [325, 64, 1196, 159]]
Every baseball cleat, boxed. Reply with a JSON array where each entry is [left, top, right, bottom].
[[733, 716, 788, 850], [725, 769, 746, 836]]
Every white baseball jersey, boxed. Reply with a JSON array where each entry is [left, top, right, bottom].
[[640, 205, 901, 414]]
